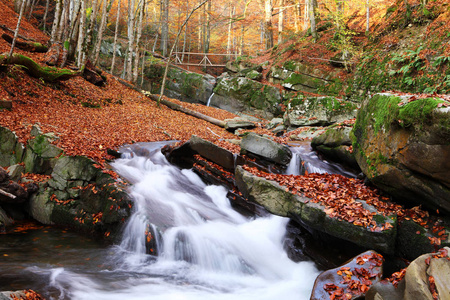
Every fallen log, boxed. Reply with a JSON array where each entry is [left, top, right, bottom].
[[147, 94, 226, 128], [2, 33, 48, 53], [0, 53, 79, 82], [0, 188, 16, 200], [0, 24, 36, 42]]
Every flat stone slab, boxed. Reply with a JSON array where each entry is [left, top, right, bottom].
[[240, 133, 292, 165]]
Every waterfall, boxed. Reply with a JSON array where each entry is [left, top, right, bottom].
[[206, 92, 214, 107], [36, 142, 318, 300], [286, 144, 359, 177]]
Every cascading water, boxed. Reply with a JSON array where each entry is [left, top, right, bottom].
[[206, 93, 214, 107], [8, 142, 318, 300], [286, 143, 359, 178]]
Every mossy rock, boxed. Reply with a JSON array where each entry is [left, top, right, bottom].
[[0, 126, 24, 167], [352, 93, 450, 213]]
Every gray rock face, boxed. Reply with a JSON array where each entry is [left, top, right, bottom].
[[235, 166, 397, 254], [212, 76, 282, 118], [284, 96, 357, 127], [6, 164, 25, 182], [23, 133, 63, 174], [190, 135, 236, 170], [352, 93, 450, 213], [224, 118, 255, 131], [165, 68, 216, 104], [0, 126, 24, 167], [240, 133, 292, 165], [311, 126, 359, 169]]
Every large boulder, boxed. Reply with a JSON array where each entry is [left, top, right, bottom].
[[190, 135, 236, 170], [164, 67, 215, 104], [211, 76, 282, 118], [23, 133, 63, 174], [240, 133, 292, 165], [0, 126, 24, 167], [284, 96, 357, 127], [352, 93, 450, 213], [311, 126, 360, 170], [235, 166, 397, 254]]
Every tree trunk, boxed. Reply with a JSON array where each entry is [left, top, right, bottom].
[[59, 0, 71, 67], [264, 0, 273, 49], [50, 0, 62, 44], [42, 0, 50, 31], [366, 0, 370, 33], [308, 0, 317, 41], [160, 0, 169, 56], [133, 0, 145, 83], [81, 0, 99, 69], [277, 0, 284, 44], [9, 0, 27, 58], [158, 0, 210, 106], [93, 0, 112, 66], [126, 0, 136, 81], [110, 0, 121, 74], [204, 0, 211, 53], [76, 0, 86, 67], [226, 2, 233, 58]]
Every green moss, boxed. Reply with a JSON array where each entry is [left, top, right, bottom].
[[398, 98, 444, 128]]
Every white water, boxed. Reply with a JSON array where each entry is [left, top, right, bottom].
[[286, 144, 358, 177], [206, 93, 214, 107], [35, 142, 319, 300]]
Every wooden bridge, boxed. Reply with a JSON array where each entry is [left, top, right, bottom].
[[171, 52, 239, 68]]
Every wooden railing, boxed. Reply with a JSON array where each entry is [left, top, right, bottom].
[[171, 52, 239, 68]]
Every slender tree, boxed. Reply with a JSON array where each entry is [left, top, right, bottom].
[[366, 0, 370, 33], [93, 0, 114, 66], [110, 0, 122, 74], [308, 0, 317, 41], [9, 0, 27, 58], [264, 0, 274, 49], [133, 0, 145, 83], [160, 0, 169, 56], [126, 0, 136, 81]]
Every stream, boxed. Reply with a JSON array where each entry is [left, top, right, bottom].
[[0, 142, 354, 300]]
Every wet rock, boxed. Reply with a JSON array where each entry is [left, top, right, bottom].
[[23, 133, 63, 174], [235, 167, 397, 254], [240, 133, 292, 165], [310, 250, 384, 300], [190, 135, 235, 171], [266, 118, 284, 129], [312, 126, 359, 170], [365, 279, 404, 300], [352, 93, 450, 213]]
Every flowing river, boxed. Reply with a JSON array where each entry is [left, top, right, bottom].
[[0, 142, 325, 300]]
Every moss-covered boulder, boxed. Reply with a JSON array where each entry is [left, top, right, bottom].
[[352, 93, 450, 213], [235, 167, 397, 254], [23, 133, 63, 174], [284, 96, 358, 127], [164, 67, 215, 104], [0, 126, 24, 167], [311, 126, 360, 170], [212, 76, 282, 118]]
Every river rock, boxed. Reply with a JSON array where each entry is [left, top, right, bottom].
[[310, 250, 384, 300], [190, 135, 235, 170], [224, 118, 255, 130], [352, 93, 450, 213], [240, 133, 292, 165], [235, 166, 397, 254], [0, 126, 24, 167], [284, 96, 357, 127], [311, 126, 359, 170]]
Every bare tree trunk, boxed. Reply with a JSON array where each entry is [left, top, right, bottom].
[[366, 0, 370, 33], [42, 0, 50, 31], [158, 0, 210, 105], [133, 0, 145, 83], [110, 0, 121, 74], [264, 0, 273, 49], [226, 2, 233, 58], [76, 0, 86, 67], [50, 0, 62, 44], [81, 0, 99, 69], [59, 0, 71, 67], [160, 0, 169, 56], [27, 0, 37, 19], [204, 0, 211, 53], [308, 0, 317, 41], [93, 0, 113, 66], [9, 0, 27, 58], [277, 0, 284, 44], [126, 0, 136, 81]]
